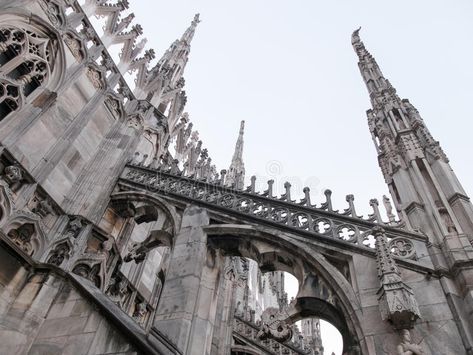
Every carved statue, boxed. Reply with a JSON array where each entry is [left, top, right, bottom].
[[383, 195, 396, 222], [436, 200, 458, 234], [397, 329, 424, 355], [106, 277, 129, 308], [2, 165, 23, 186]]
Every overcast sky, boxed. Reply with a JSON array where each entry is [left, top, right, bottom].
[[116, 1, 473, 353]]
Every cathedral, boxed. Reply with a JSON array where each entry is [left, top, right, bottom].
[[0, 1, 472, 355]]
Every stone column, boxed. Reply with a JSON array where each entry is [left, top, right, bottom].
[[149, 205, 222, 354]]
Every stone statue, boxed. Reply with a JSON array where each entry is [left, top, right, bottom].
[[397, 329, 424, 355], [383, 195, 396, 222]]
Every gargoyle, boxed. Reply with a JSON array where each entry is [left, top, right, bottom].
[[257, 307, 293, 342], [124, 229, 173, 263]]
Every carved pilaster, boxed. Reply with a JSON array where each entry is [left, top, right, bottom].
[[373, 226, 421, 330]]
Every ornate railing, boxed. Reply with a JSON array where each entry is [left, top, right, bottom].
[[119, 163, 431, 263]]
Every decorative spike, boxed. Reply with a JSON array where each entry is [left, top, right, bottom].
[[246, 175, 256, 194], [299, 187, 311, 206], [262, 179, 274, 198], [220, 169, 227, 186], [322, 189, 334, 212], [344, 194, 360, 218], [279, 182, 294, 202], [373, 227, 421, 329], [369, 198, 383, 223]]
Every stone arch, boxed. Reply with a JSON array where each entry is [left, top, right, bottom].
[[46, 238, 73, 267], [205, 224, 366, 355], [72, 259, 104, 290], [0, 12, 66, 120]]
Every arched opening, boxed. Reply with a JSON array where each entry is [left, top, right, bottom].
[[285, 273, 343, 355], [106, 192, 180, 329], [206, 224, 365, 355]]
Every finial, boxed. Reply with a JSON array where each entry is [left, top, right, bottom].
[[299, 187, 312, 207], [246, 175, 256, 193], [351, 26, 362, 45], [369, 198, 383, 223], [262, 180, 274, 198]]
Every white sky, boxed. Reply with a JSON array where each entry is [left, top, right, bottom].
[[117, 1, 473, 354]]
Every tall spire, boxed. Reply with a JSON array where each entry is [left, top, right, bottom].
[[138, 14, 201, 102], [181, 13, 200, 44], [353, 28, 473, 264], [351, 27, 398, 105], [226, 120, 246, 189], [155, 13, 200, 81]]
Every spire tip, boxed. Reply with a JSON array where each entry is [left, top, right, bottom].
[[352, 26, 362, 45]]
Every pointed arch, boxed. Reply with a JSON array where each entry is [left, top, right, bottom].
[[2, 210, 48, 259], [204, 223, 367, 354]]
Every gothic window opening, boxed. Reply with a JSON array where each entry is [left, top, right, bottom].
[[0, 81, 20, 119], [0, 18, 64, 121]]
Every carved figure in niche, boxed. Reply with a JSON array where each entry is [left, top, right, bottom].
[[100, 238, 114, 264], [72, 263, 101, 288], [397, 329, 424, 355], [435, 200, 458, 235], [47, 241, 70, 266], [106, 276, 129, 308], [30, 195, 54, 218], [8, 223, 34, 254], [64, 216, 83, 239], [133, 301, 147, 323], [2, 165, 23, 186]]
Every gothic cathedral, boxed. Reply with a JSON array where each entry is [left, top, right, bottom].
[[0, 1, 472, 355]]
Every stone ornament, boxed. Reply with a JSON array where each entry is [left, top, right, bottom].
[[2, 165, 23, 185], [106, 276, 130, 309], [257, 307, 293, 343], [86, 65, 106, 90], [373, 227, 421, 330], [47, 241, 70, 266], [389, 237, 416, 260], [63, 32, 86, 62], [7, 223, 35, 255]]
